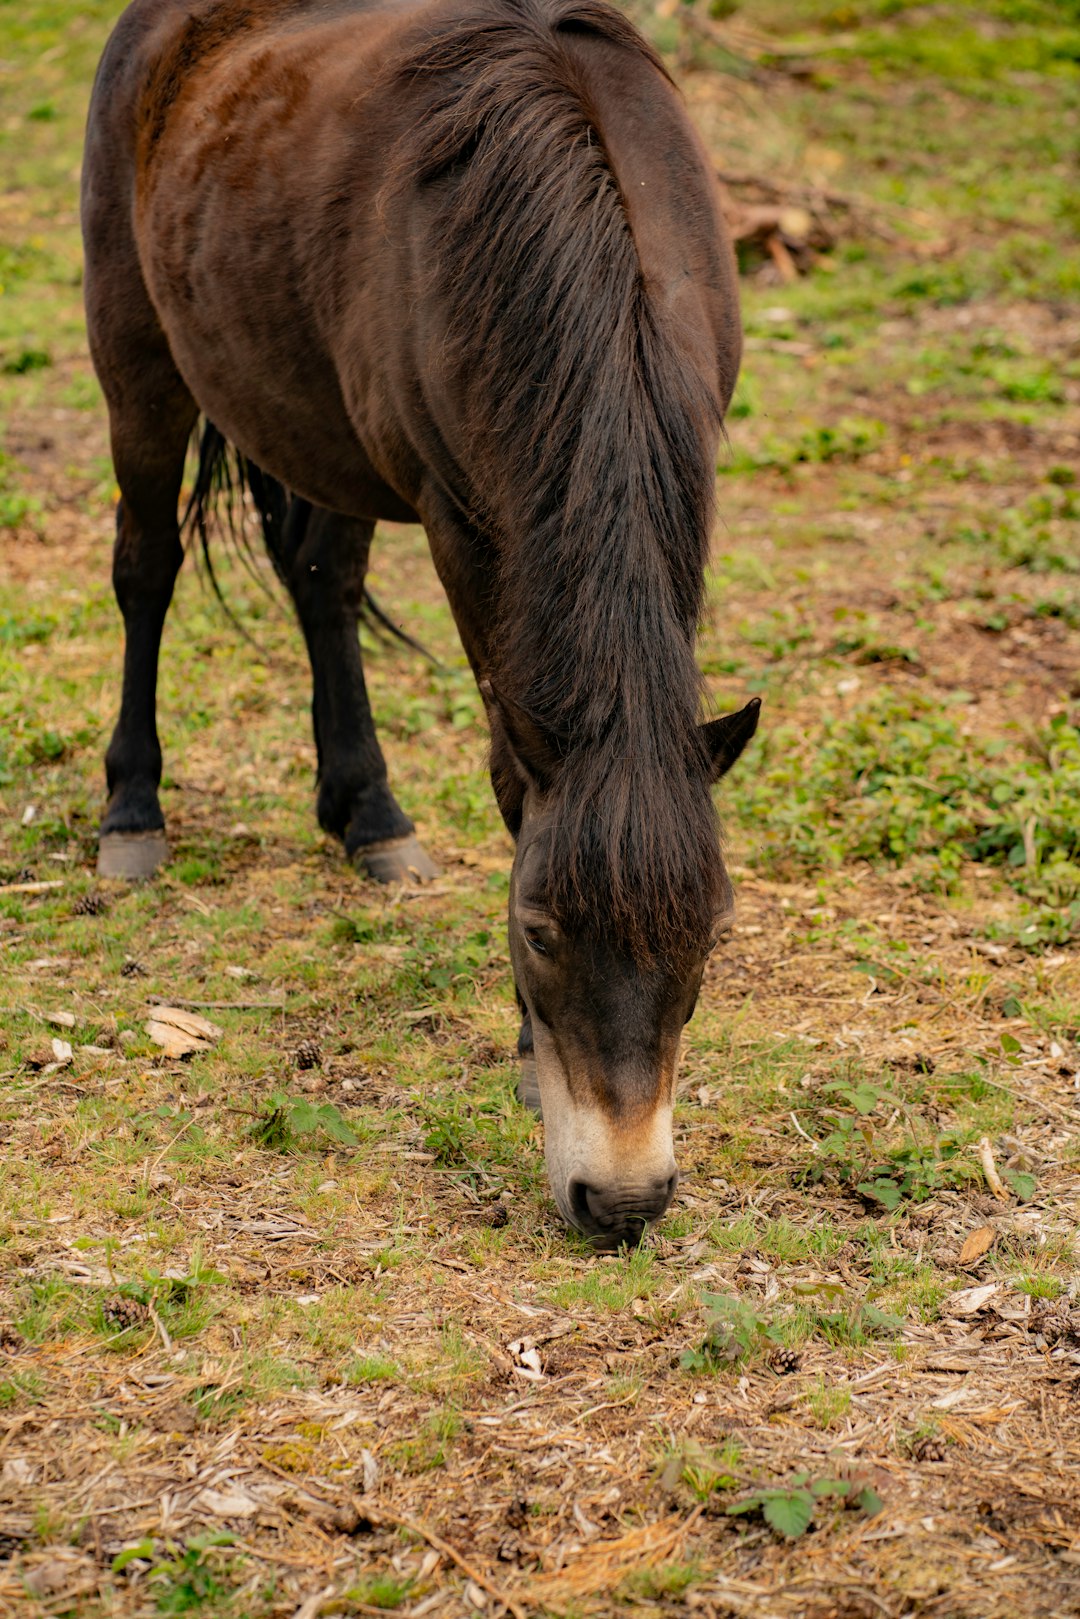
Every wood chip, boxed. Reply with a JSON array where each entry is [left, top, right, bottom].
[[196, 1487, 260, 1518], [958, 1224, 996, 1265], [144, 1006, 223, 1058], [944, 1283, 999, 1316], [507, 1340, 544, 1380], [291, 1584, 336, 1619]]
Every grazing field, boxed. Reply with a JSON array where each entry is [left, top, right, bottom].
[[1, 2, 1079, 1615]]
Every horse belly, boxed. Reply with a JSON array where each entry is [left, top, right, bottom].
[[158, 302, 415, 523]]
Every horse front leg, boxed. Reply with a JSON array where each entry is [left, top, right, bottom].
[[421, 493, 538, 1106], [285, 505, 438, 882], [516, 996, 541, 1114]]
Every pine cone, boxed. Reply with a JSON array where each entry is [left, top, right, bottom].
[[769, 1346, 802, 1375], [102, 1295, 147, 1332], [1031, 1300, 1080, 1347], [120, 958, 146, 978], [912, 1434, 946, 1463], [73, 891, 107, 917], [0, 1325, 23, 1354], [504, 1498, 529, 1531], [294, 1038, 322, 1071], [483, 1202, 510, 1229]]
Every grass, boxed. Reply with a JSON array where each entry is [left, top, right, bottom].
[[0, 2, 1078, 1616], [620, 1559, 703, 1600], [730, 693, 1080, 919], [546, 1246, 659, 1312], [386, 1407, 463, 1475], [804, 1377, 853, 1430], [662, 1438, 745, 1502]]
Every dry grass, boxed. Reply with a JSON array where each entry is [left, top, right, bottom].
[[1, 2, 1079, 1616]]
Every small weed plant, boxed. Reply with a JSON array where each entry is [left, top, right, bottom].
[[661, 1437, 745, 1501], [723, 416, 886, 474], [345, 1573, 414, 1610], [801, 1076, 962, 1210], [680, 1292, 784, 1371], [727, 1472, 883, 1539], [795, 1073, 1035, 1208], [250, 1094, 359, 1151], [622, 1561, 703, 1600], [732, 695, 1080, 928], [113, 1535, 238, 1613], [682, 1289, 900, 1373]]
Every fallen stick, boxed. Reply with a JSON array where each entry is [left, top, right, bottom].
[[146, 1297, 175, 1354], [349, 1497, 528, 1619], [767, 232, 799, 282], [146, 995, 285, 1010], [0, 880, 63, 895], [716, 167, 944, 248], [978, 1135, 1010, 1202]]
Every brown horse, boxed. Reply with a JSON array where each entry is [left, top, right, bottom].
[[82, 0, 758, 1246]]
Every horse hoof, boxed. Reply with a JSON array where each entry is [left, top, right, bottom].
[[516, 1057, 542, 1116], [97, 829, 169, 880], [355, 834, 439, 884]]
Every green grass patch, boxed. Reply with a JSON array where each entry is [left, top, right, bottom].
[[732, 694, 1080, 920]]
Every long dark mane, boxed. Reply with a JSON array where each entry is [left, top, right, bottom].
[[390, 0, 724, 961]]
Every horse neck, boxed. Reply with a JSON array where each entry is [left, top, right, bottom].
[[488, 325, 714, 764]]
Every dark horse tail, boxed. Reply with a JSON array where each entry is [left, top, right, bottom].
[[182, 421, 432, 659]]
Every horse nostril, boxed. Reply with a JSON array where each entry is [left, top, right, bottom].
[[571, 1179, 623, 1232], [569, 1174, 677, 1235], [569, 1178, 595, 1229]]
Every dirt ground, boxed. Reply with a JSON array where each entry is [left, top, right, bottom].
[[0, 3, 1078, 1617]]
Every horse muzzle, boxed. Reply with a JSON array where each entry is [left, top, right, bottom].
[[568, 1168, 679, 1248]]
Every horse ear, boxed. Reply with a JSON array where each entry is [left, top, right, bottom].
[[700, 696, 761, 784], [480, 679, 561, 791]]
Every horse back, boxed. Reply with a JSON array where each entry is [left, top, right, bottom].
[[83, 0, 737, 518], [84, 0, 435, 515], [555, 23, 740, 410]]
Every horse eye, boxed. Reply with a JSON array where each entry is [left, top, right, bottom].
[[524, 928, 549, 957]]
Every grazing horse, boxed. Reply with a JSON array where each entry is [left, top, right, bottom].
[[82, 0, 758, 1246]]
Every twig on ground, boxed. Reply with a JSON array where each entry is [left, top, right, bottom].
[[978, 1136, 1010, 1202], [146, 994, 286, 1010], [291, 1587, 337, 1619], [147, 1297, 175, 1354], [143, 1116, 197, 1185], [789, 1111, 820, 1149], [349, 1497, 529, 1619]]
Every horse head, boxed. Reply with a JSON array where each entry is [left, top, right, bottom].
[[485, 682, 760, 1247]]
